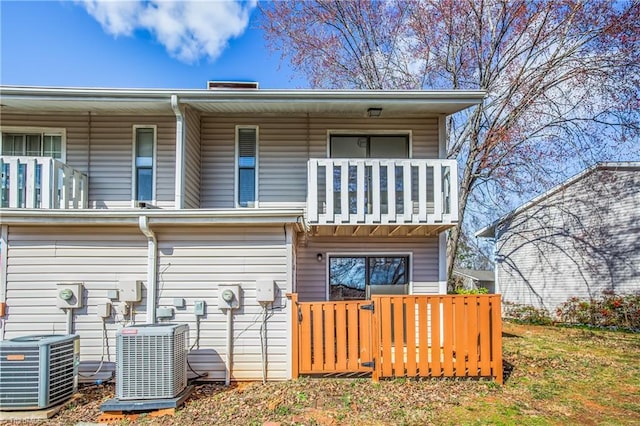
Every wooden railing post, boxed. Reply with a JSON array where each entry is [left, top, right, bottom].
[[289, 293, 300, 379], [492, 295, 504, 384]]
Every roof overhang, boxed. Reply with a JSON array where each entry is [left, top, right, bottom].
[[0, 86, 486, 116], [0, 208, 306, 226]]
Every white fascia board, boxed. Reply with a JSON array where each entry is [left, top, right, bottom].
[[0, 208, 305, 226]]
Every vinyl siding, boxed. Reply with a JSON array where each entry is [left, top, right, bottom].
[[3, 226, 148, 359], [200, 115, 440, 209], [1, 113, 176, 208], [183, 107, 201, 208], [296, 235, 440, 302], [495, 168, 640, 313], [2, 224, 291, 381]]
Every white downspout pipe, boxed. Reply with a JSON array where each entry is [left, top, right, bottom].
[[171, 94, 185, 209], [139, 216, 158, 324], [225, 309, 232, 386]]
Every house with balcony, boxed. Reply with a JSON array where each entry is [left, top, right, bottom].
[[0, 84, 502, 383]]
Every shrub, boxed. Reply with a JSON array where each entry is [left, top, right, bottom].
[[556, 291, 640, 330], [503, 302, 554, 325], [453, 287, 489, 295]]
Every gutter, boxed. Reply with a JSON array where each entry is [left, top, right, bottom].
[[171, 95, 185, 209], [138, 216, 157, 324]]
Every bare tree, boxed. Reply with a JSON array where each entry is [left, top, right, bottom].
[[260, 0, 640, 279]]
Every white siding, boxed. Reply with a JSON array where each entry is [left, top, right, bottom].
[[495, 167, 640, 313], [1, 113, 176, 209], [155, 226, 290, 381], [3, 224, 291, 381], [184, 107, 201, 209], [296, 236, 440, 302], [200, 115, 439, 208], [3, 226, 148, 359]]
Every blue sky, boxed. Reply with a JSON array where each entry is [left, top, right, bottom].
[[0, 1, 305, 89]]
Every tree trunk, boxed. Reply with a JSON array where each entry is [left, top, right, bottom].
[[446, 152, 476, 289]]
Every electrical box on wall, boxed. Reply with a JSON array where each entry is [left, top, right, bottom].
[[56, 283, 83, 309], [256, 279, 276, 303], [218, 285, 240, 310], [97, 301, 112, 318], [194, 300, 206, 316], [119, 279, 142, 303]]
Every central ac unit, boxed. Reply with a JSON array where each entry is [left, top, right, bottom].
[[116, 323, 188, 400], [0, 334, 79, 410]]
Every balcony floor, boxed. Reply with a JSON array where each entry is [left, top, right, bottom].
[[309, 223, 454, 238]]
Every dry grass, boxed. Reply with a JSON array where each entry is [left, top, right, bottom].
[[3, 322, 639, 426]]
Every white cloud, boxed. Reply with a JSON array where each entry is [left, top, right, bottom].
[[79, 0, 256, 63]]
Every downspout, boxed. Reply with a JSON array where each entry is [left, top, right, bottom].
[[171, 94, 185, 209], [138, 216, 157, 324]]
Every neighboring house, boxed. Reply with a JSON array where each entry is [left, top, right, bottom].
[[0, 83, 484, 381], [452, 267, 495, 293], [477, 163, 640, 314]]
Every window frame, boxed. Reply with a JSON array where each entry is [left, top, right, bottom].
[[326, 252, 413, 300], [0, 126, 67, 162], [131, 125, 157, 205], [235, 125, 259, 208], [326, 130, 413, 159]]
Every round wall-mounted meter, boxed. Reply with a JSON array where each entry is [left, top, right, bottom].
[[59, 288, 74, 301], [221, 289, 235, 303]]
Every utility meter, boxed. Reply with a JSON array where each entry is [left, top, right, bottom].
[[218, 284, 240, 310], [56, 283, 83, 309]]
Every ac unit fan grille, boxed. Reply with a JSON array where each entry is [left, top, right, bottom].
[[0, 346, 40, 408], [116, 324, 188, 400], [47, 341, 77, 406]]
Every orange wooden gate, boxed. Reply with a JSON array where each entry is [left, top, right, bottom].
[[290, 294, 503, 383]]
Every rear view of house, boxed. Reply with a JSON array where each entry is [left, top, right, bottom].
[[477, 163, 640, 314], [1, 84, 503, 382]]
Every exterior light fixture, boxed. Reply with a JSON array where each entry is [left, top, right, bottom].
[[317, 253, 324, 262], [367, 107, 382, 118]]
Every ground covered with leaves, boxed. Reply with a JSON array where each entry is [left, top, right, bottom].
[[4, 322, 639, 425]]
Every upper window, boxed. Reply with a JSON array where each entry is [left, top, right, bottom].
[[1, 131, 64, 160], [330, 135, 409, 159], [133, 126, 155, 202], [236, 126, 258, 207], [329, 255, 409, 301]]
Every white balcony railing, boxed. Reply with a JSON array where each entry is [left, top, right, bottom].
[[307, 159, 458, 225], [0, 156, 88, 209]]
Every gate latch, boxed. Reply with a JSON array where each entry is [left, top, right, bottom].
[[362, 360, 375, 369], [360, 303, 374, 312]]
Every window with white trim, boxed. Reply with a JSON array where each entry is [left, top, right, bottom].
[[1, 131, 64, 160], [329, 255, 409, 301], [133, 127, 155, 202], [236, 126, 258, 207]]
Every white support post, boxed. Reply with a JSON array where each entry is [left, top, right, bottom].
[[433, 164, 443, 222], [325, 161, 334, 223], [371, 160, 381, 223], [307, 159, 318, 223], [387, 161, 396, 224], [418, 161, 427, 222], [80, 174, 89, 208], [340, 160, 349, 223], [448, 161, 459, 222], [8, 158, 19, 208], [356, 161, 365, 223], [41, 158, 52, 209], [25, 158, 36, 208], [72, 171, 82, 209], [403, 161, 412, 223], [51, 160, 60, 209], [62, 165, 72, 210]]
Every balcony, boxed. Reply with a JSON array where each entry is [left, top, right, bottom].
[[1, 156, 88, 209], [307, 159, 458, 226]]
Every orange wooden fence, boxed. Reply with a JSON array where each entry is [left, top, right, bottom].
[[290, 293, 503, 383]]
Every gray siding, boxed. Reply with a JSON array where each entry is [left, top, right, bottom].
[[183, 107, 201, 209], [200, 115, 439, 209], [2, 225, 291, 381], [296, 236, 440, 301], [495, 167, 640, 313], [1, 113, 176, 208]]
